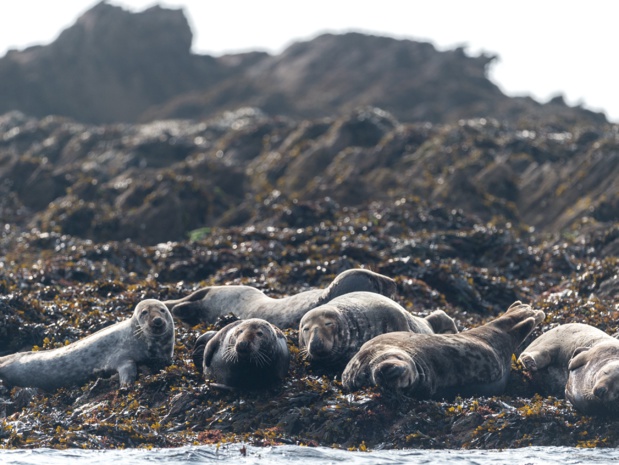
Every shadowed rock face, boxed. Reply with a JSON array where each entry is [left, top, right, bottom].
[[0, 109, 617, 244], [0, 3, 606, 126]]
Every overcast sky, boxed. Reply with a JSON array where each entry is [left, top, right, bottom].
[[1, 0, 617, 122]]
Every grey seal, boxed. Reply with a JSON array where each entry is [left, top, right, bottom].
[[519, 322, 619, 415], [342, 301, 544, 399], [299, 292, 458, 369], [566, 340, 619, 415], [192, 318, 290, 389], [165, 268, 396, 328], [518, 322, 613, 396], [0, 299, 175, 391]]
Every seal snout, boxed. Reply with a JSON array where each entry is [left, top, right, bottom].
[[371, 354, 416, 390], [594, 385, 608, 399], [236, 339, 252, 355]]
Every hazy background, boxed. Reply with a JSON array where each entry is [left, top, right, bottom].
[[1, 0, 617, 121]]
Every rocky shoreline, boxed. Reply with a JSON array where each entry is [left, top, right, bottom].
[[1, 192, 618, 449], [1, 95, 618, 450]]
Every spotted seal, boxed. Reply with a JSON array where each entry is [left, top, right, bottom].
[[299, 292, 458, 369], [165, 268, 396, 328], [519, 322, 619, 414], [0, 299, 175, 391], [192, 318, 290, 389], [342, 301, 544, 399]]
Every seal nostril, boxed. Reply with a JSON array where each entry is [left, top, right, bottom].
[[152, 317, 164, 327], [594, 386, 608, 399]]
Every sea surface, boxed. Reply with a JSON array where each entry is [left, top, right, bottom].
[[1, 445, 619, 465]]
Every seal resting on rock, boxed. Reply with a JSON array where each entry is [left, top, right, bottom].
[[165, 268, 396, 328], [342, 301, 544, 399], [518, 323, 613, 396], [519, 322, 619, 415], [299, 292, 458, 369], [0, 299, 175, 391], [192, 318, 290, 390]]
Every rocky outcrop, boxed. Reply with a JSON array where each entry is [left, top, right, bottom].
[[0, 109, 617, 244], [0, 3, 606, 126]]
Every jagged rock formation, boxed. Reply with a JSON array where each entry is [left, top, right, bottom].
[[0, 2, 607, 125], [0, 108, 617, 245]]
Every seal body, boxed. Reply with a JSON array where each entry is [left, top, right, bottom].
[[518, 323, 612, 396], [0, 299, 175, 391], [566, 340, 619, 415], [165, 268, 396, 328], [298, 292, 458, 369], [342, 301, 544, 399], [193, 318, 290, 389]]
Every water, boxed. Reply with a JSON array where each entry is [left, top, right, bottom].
[[1, 445, 618, 465]]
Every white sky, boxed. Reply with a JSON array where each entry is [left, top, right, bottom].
[[1, 1, 617, 122]]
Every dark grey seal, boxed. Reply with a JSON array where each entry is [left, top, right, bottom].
[[342, 301, 544, 399], [192, 318, 290, 390], [0, 299, 175, 391], [165, 268, 396, 328], [519, 322, 619, 415], [298, 292, 458, 369]]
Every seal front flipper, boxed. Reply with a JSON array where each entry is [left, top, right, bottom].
[[117, 360, 138, 386], [192, 331, 218, 374], [567, 346, 592, 371]]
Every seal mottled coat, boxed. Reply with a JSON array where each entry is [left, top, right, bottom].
[[165, 268, 396, 328], [519, 322, 619, 415], [342, 301, 544, 399], [298, 292, 458, 369], [0, 299, 175, 391], [192, 318, 290, 389]]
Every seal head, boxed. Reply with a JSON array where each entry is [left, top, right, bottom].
[[298, 292, 457, 370], [194, 318, 290, 389], [566, 341, 619, 415]]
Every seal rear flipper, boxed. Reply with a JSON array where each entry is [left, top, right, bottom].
[[164, 288, 211, 310], [425, 310, 459, 334], [170, 301, 205, 326], [509, 316, 541, 344], [192, 331, 218, 375]]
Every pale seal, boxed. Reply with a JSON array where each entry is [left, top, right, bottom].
[[298, 292, 458, 369], [518, 323, 613, 396], [165, 268, 396, 328], [342, 301, 544, 399], [518, 322, 619, 415], [192, 318, 290, 389], [0, 299, 175, 391], [566, 340, 619, 415]]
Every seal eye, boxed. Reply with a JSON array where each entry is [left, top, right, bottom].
[[256, 331, 264, 337], [141, 309, 149, 317], [325, 322, 333, 327]]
